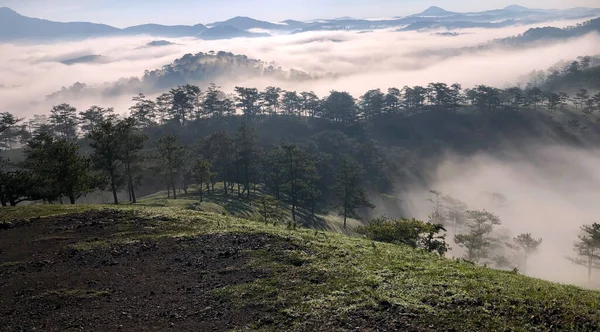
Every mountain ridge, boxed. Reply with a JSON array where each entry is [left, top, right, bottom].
[[2, 5, 600, 41]]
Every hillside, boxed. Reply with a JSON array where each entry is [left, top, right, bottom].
[[2, 196, 600, 331]]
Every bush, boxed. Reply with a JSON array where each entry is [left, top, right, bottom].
[[356, 216, 449, 255]]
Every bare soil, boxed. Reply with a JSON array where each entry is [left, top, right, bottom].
[[0, 210, 285, 331]]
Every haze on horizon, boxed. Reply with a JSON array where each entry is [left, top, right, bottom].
[[1, 0, 599, 27]]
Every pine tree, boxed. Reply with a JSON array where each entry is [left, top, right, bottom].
[[116, 117, 147, 203], [156, 134, 185, 199], [49, 103, 79, 140], [512, 233, 542, 273], [25, 134, 97, 204], [88, 119, 124, 204], [333, 157, 374, 229], [192, 159, 212, 202], [454, 210, 501, 263], [567, 223, 600, 283]]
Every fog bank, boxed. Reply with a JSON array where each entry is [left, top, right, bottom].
[[400, 145, 600, 287]]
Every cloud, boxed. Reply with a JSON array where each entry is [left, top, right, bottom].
[[0, 17, 598, 118]]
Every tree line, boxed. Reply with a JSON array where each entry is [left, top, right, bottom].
[[4, 80, 600, 150], [0, 108, 376, 230]]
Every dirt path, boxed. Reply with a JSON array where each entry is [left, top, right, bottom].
[[0, 210, 282, 331]]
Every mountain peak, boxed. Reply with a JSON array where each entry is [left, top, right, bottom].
[[417, 6, 455, 16], [503, 5, 530, 11], [0, 7, 19, 15]]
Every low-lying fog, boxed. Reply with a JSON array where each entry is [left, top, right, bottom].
[[1, 18, 599, 117], [399, 145, 600, 286]]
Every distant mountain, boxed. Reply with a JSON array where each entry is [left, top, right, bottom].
[[208, 16, 287, 30], [0, 7, 118, 41], [503, 5, 532, 12], [199, 26, 270, 40], [413, 6, 457, 17], [280, 20, 308, 29], [122, 23, 207, 37], [2, 5, 600, 42], [0, 8, 251, 42], [59, 55, 105, 65], [400, 20, 516, 31]]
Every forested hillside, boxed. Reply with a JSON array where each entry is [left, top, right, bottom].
[[45, 51, 319, 101]]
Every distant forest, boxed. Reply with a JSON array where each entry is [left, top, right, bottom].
[[45, 51, 322, 101]]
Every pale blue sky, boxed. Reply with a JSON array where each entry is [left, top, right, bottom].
[[1, 0, 598, 27]]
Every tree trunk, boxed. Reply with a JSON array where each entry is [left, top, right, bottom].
[[183, 175, 188, 195], [130, 183, 136, 204], [169, 167, 177, 200], [343, 173, 349, 229], [224, 180, 228, 196], [59, 196, 64, 205], [199, 181, 204, 202], [126, 162, 136, 203], [245, 162, 250, 197], [589, 257, 593, 283], [343, 205, 348, 229], [69, 195, 76, 205], [111, 183, 119, 205], [127, 181, 132, 202]]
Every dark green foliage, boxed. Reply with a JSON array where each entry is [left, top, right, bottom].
[[322, 91, 357, 123], [0, 170, 43, 206], [156, 134, 185, 199], [117, 117, 147, 203], [235, 122, 259, 197], [88, 119, 124, 204], [0, 112, 20, 135], [170, 84, 201, 125], [129, 93, 157, 128], [333, 156, 374, 228], [49, 103, 79, 141], [356, 216, 449, 255], [192, 159, 212, 202], [79, 106, 115, 135], [202, 83, 234, 118], [235, 87, 261, 117], [0, 112, 23, 150], [260, 86, 282, 115], [23, 134, 98, 204]]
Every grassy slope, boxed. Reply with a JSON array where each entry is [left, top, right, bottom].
[[2, 196, 600, 331]]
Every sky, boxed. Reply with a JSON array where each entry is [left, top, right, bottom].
[[1, 0, 599, 27]]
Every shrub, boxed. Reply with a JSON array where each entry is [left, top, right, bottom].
[[356, 216, 449, 255]]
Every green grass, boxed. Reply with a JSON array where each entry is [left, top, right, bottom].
[[0, 204, 97, 223], [4, 195, 600, 331]]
